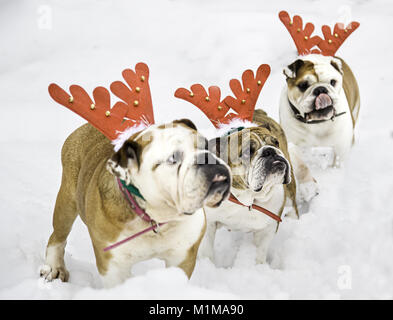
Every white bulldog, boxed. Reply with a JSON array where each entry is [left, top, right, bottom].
[[279, 54, 360, 166]]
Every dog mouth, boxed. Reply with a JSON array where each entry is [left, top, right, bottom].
[[251, 156, 288, 192], [305, 93, 335, 121], [205, 178, 231, 208], [270, 157, 289, 181]]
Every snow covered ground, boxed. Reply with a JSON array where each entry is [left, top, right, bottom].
[[1, 0, 393, 299]]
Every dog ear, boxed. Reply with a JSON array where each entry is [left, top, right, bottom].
[[283, 59, 305, 79], [173, 118, 198, 131], [106, 140, 140, 183], [330, 57, 343, 74]]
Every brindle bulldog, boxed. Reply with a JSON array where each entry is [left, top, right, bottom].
[[198, 110, 299, 264]]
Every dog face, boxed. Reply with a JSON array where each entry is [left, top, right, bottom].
[[284, 54, 344, 122], [107, 119, 231, 218], [210, 127, 290, 195]]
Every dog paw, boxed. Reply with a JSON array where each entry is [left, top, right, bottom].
[[309, 147, 335, 169], [40, 264, 69, 282], [299, 180, 320, 203]]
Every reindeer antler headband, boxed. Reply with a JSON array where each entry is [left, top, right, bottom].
[[48, 63, 154, 149], [175, 64, 271, 129], [279, 10, 360, 56]]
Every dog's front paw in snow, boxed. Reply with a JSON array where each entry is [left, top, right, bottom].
[[40, 264, 69, 282], [298, 179, 319, 203]]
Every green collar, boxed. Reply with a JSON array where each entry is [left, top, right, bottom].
[[221, 126, 245, 137], [119, 179, 145, 200]]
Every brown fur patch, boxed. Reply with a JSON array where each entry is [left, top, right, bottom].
[[286, 60, 318, 89], [336, 57, 360, 128], [173, 119, 197, 131]]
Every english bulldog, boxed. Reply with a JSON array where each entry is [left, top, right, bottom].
[[279, 54, 360, 166], [198, 110, 298, 264], [40, 120, 231, 288]]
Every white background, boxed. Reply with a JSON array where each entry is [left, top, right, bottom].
[[0, 0, 392, 299]]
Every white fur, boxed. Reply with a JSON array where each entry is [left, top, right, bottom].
[[199, 183, 285, 264], [202, 119, 257, 140], [40, 242, 68, 281], [112, 123, 149, 152], [279, 54, 354, 164], [102, 209, 205, 288]]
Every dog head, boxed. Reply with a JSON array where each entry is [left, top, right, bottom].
[[283, 54, 344, 122], [107, 119, 231, 218], [209, 126, 291, 196]]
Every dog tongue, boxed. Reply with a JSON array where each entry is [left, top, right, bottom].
[[315, 93, 332, 110]]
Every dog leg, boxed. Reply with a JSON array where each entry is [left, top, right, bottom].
[[100, 262, 133, 288], [40, 178, 78, 282], [253, 224, 276, 264], [288, 143, 319, 205], [197, 220, 217, 262], [163, 242, 201, 279], [163, 224, 207, 279]]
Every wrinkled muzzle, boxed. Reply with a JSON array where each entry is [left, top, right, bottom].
[[249, 146, 290, 192]]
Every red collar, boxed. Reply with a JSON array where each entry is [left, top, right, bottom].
[[103, 178, 167, 252], [228, 193, 282, 223]]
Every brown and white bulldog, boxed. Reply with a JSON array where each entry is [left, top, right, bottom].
[[198, 110, 298, 264], [279, 54, 360, 166], [40, 120, 231, 288]]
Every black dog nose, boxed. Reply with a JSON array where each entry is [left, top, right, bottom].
[[313, 86, 328, 96], [204, 164, 231, 196], [195, 152, 231, 195], [262, 147, 276, 158]]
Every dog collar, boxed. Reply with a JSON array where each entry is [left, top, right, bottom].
[[119, 179, 145, 200], [288, 98, 346, 124], [221, 126, 245, 137], [103, 178, 167, 252], [228, 193, 282, 223]]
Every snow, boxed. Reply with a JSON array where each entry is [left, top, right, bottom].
[[1, 0, 393, 299]]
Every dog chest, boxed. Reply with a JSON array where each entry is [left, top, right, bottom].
[[108, 209, 206, 265], [206, 187, 284, 232]]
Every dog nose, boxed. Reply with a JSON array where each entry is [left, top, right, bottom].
[[195, 152, 231, 197], [205, 164, 231, 195], [313, 86, 328, 96], [261, 147, 276, 158]]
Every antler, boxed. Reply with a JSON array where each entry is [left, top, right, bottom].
[[317, 21, 360, 56], [175, 64, 271, 128], [48, 63, 154, 140], [110, 63, 154, 125], [279, 10, 322, 56], [279, 10, 360, 57]]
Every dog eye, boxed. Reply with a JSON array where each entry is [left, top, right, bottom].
[[265, 136, 279, 147], [271, 138, 279, 147], [330, 79, 337, 87], [297, 81, 309, 92], [167, 151, 183, 165]]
